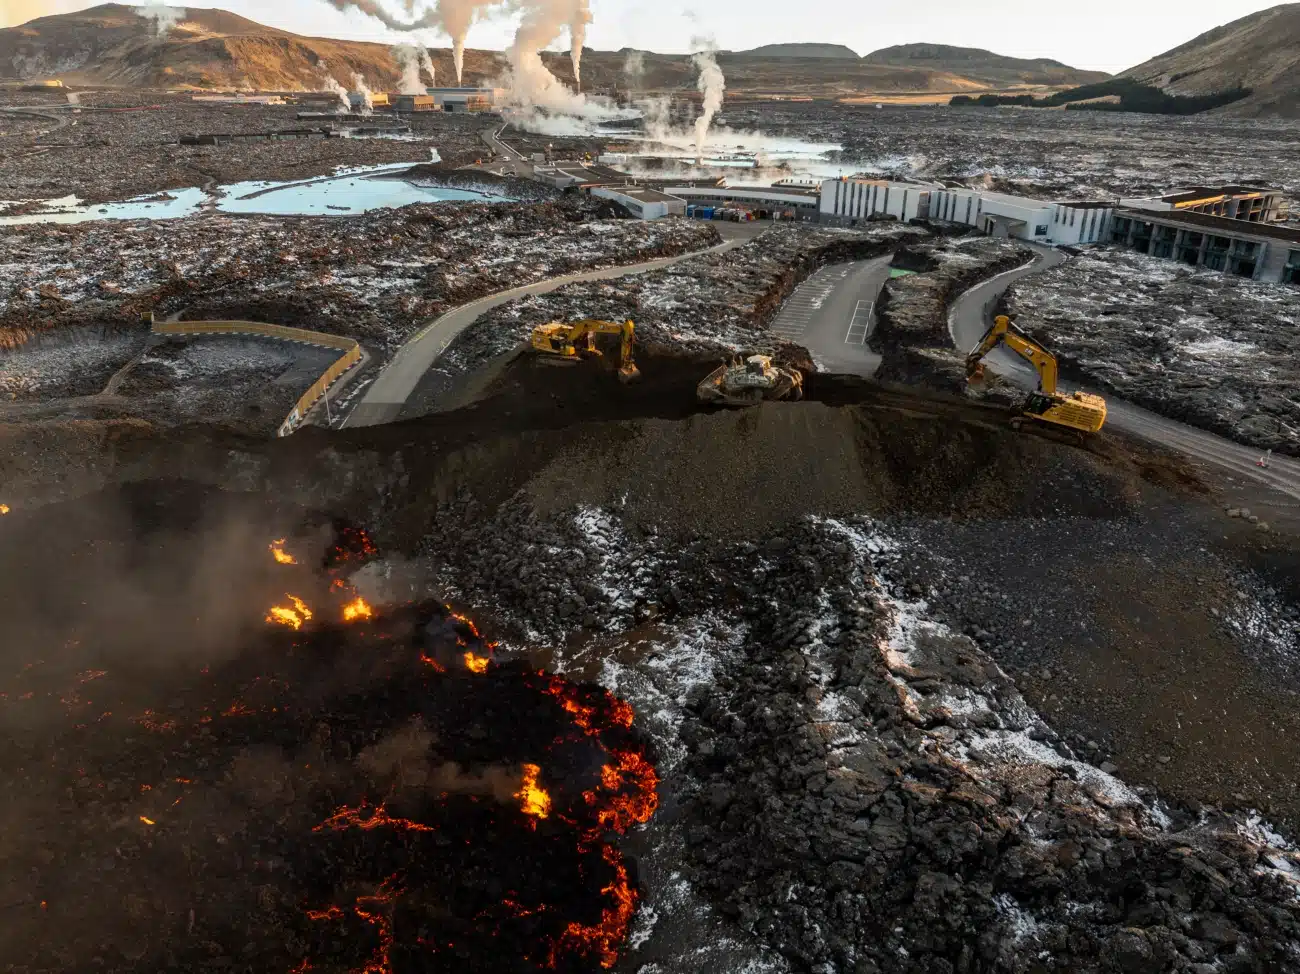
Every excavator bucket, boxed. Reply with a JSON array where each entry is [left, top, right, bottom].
[[618, 362, 640, 384], [967, 362, 988, 389]]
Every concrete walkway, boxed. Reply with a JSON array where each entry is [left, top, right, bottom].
[[948, 246, 1300, 501], [343, 223, 765, 428]]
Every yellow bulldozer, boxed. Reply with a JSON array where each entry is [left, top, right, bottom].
[[530, 318, 640, 383], [966, 315, 1107, 434]]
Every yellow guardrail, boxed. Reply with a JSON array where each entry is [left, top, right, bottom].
[[147, 317, 363, 437]]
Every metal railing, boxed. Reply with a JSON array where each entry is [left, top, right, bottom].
[[147, 317, 362, 436]]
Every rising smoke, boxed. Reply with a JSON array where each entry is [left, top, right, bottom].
[[351, 73, 376, 113], [319, 70, 351, 112], [392, 42, 436, 94], [622, 49, 645, 87], [134, 3, 186, 35], [691, 39, 726, 158]]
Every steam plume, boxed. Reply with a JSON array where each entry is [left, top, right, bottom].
[[320, 71, 351, 112], [623, 50, 645, 87], [438, 0, 502, 86], [322, 0, 439, 31], [691, 43, 725, 158], [134, 3, 186, 35], [392, 43, 435, 94], [352, 73, 375, 114]]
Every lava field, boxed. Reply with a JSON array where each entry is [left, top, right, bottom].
[[0, 486, 658, 974]]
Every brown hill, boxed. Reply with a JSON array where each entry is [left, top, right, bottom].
[[1120, 3, 1300, 118], [0, 4, 1102, 97], [865, 44, 1109, 87]]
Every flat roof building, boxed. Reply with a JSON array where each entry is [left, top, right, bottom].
[[591, 186, 687, 220], [669, 184, 821, 220], [1112, 207, 1300, 284], [533, 163, 630, 189], [1122, 186, 1287, 224]]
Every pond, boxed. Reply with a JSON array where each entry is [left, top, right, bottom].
[[0, 163, 514, 227]]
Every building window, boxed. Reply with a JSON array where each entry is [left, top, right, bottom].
[[1069, 210, 1076, 226], [1284, 251, 1300, 285]]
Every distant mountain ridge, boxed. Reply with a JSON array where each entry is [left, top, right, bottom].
[[866, 43, 1111, 87], [0, 4, 1104, 96], [739, 43, 860, 60], [1119, 2, 1300, 117]]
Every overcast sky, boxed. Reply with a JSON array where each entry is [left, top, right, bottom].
[[12, 0, 1283, 72]]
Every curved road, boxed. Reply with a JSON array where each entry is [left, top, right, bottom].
[[949, 246, 1300, 501], [770, 256, 892, 375], [344, 224, 764, 427]]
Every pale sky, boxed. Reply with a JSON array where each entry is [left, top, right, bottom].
[[10, 0, 1286, 73]]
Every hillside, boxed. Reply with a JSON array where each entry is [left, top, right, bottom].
[[739, 43, 860, 59], [1120, 3, 1300, 118], [0, 4, 1103, 97], [865, 43, 1110, 86]]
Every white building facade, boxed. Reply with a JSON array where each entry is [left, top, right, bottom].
[[819, 178, 1116, 247]]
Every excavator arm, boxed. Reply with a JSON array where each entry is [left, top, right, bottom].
[[530, 318, 640, 382], [966, 315, 1059, 395]]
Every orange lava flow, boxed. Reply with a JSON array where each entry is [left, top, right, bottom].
[[353, 876, 402, 974], [269, 539, 297, 565], [139, 816, 155, 826], [551, 846, 638, 969], [583, 749, 660, 835], [0, 504, 9, 515], [516, 764, 552, 821], [543, 677, 634, 736], [266, 594, 312, 630], [463, 652, 490, 674], [342, 597, 374, 623], [313, 802, 434, 834]]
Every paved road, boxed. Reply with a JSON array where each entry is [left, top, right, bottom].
[[344, 222, 767, 427], [949, 246, 1300, 501], [770, 256, 892, 376]]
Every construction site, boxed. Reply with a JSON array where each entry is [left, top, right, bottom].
[[4, 4, 1300, 973]]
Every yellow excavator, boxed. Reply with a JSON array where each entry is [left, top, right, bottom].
[[530, 318, 640, 383], [966, 315, 1107, 434]]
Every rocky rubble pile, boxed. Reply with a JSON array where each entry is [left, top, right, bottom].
[[679, 517, 1300, 973], [0, 202, 718, 353], [435, 224, 925, 384], [1005, 249, 1300, 455], [871, 236, 1032, 390], [419, 479, 1300, 973]]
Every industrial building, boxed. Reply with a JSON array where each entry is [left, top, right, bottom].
[[1122, 186, 1288, 224], [532, 163, 629, 190], [819, 178, 1116, 246], [392, 94, 436, 113], [591, 186, 687, 221], [1110, 208, 1300, 284], [349, 92, 390, 110], [426, 87, 503, 112], [665, 185, 821, 221]]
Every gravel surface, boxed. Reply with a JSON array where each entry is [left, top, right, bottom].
[[1005, 249, 1300, 456], [0, 327, 143, 400]]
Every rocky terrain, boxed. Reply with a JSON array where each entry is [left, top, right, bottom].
[[0, 89, 488, 206], [0, 199, 716, 351], [1004, 249, 1300, 456], [869, 234, 1032, 387], [1120, 2, 1300, 119], [404, 222, 923, 417]]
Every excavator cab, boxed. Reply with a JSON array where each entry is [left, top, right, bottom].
[[529, 318, 640, 383], [966, 315, 1107, 435]]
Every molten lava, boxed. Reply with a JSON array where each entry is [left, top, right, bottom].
[[552, 846, 638, 970], [0, 503, 10, 515], [463, 651, 490, 674], [584, 749, 660, 836], [342, 597, 374, 623], [266, 594, 313, 630], [516, 763, 553, 821], [303, 876, 402, 974], [543, 677, 634, 736], [313, 802, 435, 834], [269, 539, 297, 565]]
